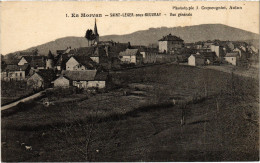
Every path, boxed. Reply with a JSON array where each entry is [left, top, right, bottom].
[[1, 91, 45, 111]]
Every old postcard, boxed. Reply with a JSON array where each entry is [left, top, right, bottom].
[[0, 1, 259, 162]]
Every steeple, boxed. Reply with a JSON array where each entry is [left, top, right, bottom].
[[94, 19, 99, 44], [94, 18, 99, 36]]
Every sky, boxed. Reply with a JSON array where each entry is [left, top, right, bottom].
[[0, 1, 259, 55]]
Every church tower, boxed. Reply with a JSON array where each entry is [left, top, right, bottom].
[[94, 19, 99, 43]]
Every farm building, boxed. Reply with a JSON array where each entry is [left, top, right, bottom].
[[87, 72, 108, 89], [60, 70, 108, 89], [27, 69, 56, 90], [132, 46, 157, 64], [188, 54, 204, 66], [119, 49, 143, 65], [1, 64, 30, 81], [66, 56, 97, 71], [18, 56, 46, 70], [53, 76, 71, 88], [224, 52, 239, 66]]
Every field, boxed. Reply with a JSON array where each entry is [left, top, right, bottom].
[[1, 64, 259, 161], [1, 81, 34, 106]]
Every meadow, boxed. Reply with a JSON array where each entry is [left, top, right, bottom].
[[1, 64, 259, 161]]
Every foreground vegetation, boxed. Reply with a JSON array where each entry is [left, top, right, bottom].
[[1, 64, 259, 161]]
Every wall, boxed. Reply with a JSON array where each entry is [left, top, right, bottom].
[[121, 55, 136, 64], [18, 58, 28, 66], [72, 81, 87, 89], [54, 77, 70, 88], [66, 57, 79, 70], [72, 64, 86, 71], [90, 57, 99, 63], [87, 81, 106, 89], [225, 57, 237, 66], [46, 59, 54, 69], [159, 41, 167, 53], [210, 45, 220, 57], [188, 55, 196, 66], [27, 73, 44, 89]]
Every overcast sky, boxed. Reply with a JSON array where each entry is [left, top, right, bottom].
[[0, 1, 259, 55]]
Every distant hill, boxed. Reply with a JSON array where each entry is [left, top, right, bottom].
[[100, 24, 259, 47], [4, 24, 259, 59]]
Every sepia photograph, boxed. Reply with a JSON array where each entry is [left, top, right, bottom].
[[0, 1, 259, 162]]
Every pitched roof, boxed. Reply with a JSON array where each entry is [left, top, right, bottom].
[[22, 56, 45, 63], [34, 69, 56, 83], [190, 54, 204, 59], [94, 72, 108, 81], [225, 53, 239, 57], [55, 54, 70, 66], [47, 51, 54, 59], [72, 56, 97, 69], [159, 34, 184, 42], [76, 47, 96, 56], [61, 70, 97, 81], [4, 64, 30, 72], [200, 52, 217, 58], [54, 75, 70, 82], [119, 49, 139, 56]]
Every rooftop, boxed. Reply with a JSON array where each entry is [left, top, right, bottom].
[[61, 70, 97, 81], [159, 34, 184, 42]]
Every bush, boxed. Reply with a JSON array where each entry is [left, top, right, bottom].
[[45, 87, 77, 99]]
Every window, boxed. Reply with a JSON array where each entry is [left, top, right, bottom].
[[20, 72, 22, 77]]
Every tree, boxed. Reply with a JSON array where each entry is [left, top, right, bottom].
[[85, 29, 96, 46]]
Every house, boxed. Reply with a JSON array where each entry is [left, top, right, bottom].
[[224, 52, 239, 66], [61, 70, 97, 89], [119, 49, 143, 65], [158, 34, 184, 54], [18, 56, 46, 70], [188, 54, 204, 66], [53, 75, 71, 88], [27, 69, 56, 90], [132, 46, 157, 64], [1, 64, 30, 81], [66, 56, 97, 71]]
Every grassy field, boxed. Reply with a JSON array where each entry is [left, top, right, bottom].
[[1, 81, 34, 105], [1, 64, 259, 161]]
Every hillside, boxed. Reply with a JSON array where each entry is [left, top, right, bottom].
[[4, 24, 259, 58]]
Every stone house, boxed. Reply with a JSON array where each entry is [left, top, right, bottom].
[[224, 52, 239, 66], [1, 64, 30, 81], [27, 69, 56, 90], [53, 76, 71, 88], [66, 56, 97, 71], [158, 34, 184, 54], [188, 54, 204, 66], [119, 49, 143, 65], [18, 56, 46, 70], [60, 70, 108, 89]]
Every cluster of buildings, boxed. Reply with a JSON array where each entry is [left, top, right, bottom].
[[1, 20, 259, 91], [185, 40, 258, 66]]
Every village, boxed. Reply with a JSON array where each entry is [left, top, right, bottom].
[[1, 20, 259, 96], [1, 19, 259, 162]]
